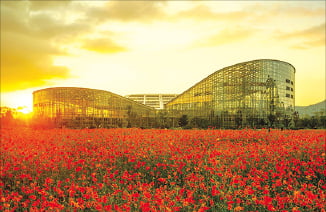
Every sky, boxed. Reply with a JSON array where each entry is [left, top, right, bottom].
[[1, 0, 325, 112]]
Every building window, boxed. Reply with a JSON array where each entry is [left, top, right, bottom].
[[290, 88, 293, 91], [286, 94, 290, 98], [286, 79, 291, 83], [291, 95, 293, 99], [286, 86, 290, 90]]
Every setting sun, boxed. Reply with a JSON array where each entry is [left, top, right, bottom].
[[1, 89, 33, 112], [17, 106, 32, 115]]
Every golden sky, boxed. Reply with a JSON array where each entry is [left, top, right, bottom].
[[1, 1, 325, 111]]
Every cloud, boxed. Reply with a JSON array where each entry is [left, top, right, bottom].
[[28, 13, 92, 41], [82, 38, 127, 53], [1, 1, 88, 39], [266, 3, 325, 17], [172, 3, 324, 49], [28, 0, 72, 11], [0, 1, 75, 92], [276, 23, 325, 49], [172, 4, 248, 22], [1, 32, 70, 92], [242, 3, 325, 23], [86, 1, 167, 23], [282, 23, 325, 40], [1, 1, 138, 92], [193, 27, 254, 47], [170, 3, 325, 25], [0, 1, 30, 34], [1, 0, 324, 93]]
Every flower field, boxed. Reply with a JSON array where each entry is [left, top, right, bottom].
[[1, 128, 325, 211]]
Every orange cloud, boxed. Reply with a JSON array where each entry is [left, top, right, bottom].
[[86, 1, 167, 23], [1, 32, 70, 92], [171, 3, 325, 25], [193, 27, 254, 47], [276, 23, 325, 49], [172, 4, 248, 22], [260, 3, 325, 17], [82, 38, 127, 53], [0, 1, 74, 92], [28, 0, 72, 10]]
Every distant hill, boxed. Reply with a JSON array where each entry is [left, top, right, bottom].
[[296, 100, 326, 117]]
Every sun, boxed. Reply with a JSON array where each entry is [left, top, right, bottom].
[[17, 106, 32, 114], [1, 89, 34, 112]]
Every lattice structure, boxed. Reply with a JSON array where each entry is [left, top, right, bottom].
[[33, 87, 156, 128], [33, 59, 295, 129], [165, 59, 295, 128], [125, 94, 178, 109]]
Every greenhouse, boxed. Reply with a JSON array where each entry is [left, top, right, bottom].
[[165, 59, 295, 128], [33, 87, 156, 128], [33, 59, 295, 128]]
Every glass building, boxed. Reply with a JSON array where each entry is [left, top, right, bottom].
[[165, 59, 295, 128], [125, 94, 178, 109], [33, 87, 156, 128], [33, 59, 295, 129]]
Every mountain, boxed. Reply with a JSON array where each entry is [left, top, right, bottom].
[[296, 100, 326, 117]]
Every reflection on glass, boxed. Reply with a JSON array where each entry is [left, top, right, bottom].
[[165, 59, 295, 128], [33, 59, 295, 129], [33, 87, 156, 128]]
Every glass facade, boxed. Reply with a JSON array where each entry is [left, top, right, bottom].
[[33, 87, 156, 128], [165, 59, 295, 128], [32, 59, 295, 129], [125, 94, 178, 109]]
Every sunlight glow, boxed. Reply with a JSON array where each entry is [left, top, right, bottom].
[[17, 106, 32, 114], [1, 90, 34, 112]]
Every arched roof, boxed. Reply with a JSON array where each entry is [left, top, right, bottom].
[[33, 87, 155, 110], [166, 59, 295, 104]]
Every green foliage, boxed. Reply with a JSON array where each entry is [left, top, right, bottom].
[[295, 116, 325, 129], [178, 115, 188, 128], [189, 117, 209, 129]]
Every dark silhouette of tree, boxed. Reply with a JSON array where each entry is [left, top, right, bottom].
[[258, 119, 267, 128], [235, 110, 243, 128], [298, 117, 310, 128], [189, 117, 209, 129], [319, 116, 326, 128], [268, 114, 276, 128], [283, 115, 292, 129], [292, 111, 299, 128], [157, 110, 169, 128], [178, 115, 188, 128], [126, 105, 136, 128], [309, 116, 318, 129]]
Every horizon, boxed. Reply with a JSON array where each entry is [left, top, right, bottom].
[[1, 1, 325, 112]]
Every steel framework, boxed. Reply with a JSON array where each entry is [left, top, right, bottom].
[[165, 59, 295, 128], [33, 87, 156, 128], [33, 59, 295, 129]]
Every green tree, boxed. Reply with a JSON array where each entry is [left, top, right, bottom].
[[157, 110, 169, 128], [298, 117, 310, 128], [283, 115, 292, 129], [292, 111, 299, 128], [309, 116, 318, 129], [235, 110, 243, 128], [190, 117, 209, 129], [268, 114, 276, 128], [178, 115, 188, 128], [319, 116, 326, 128]]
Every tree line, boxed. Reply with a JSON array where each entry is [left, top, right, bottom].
[[1, 110, 325, 129]]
